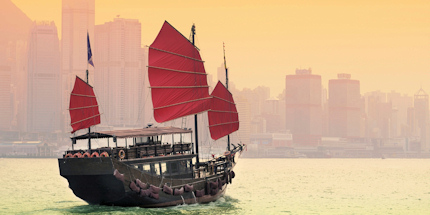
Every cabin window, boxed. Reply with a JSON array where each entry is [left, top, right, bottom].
[[149, 163, 157, 175], [178, 160, 186, 172], [160, 162, 166, 176], [170, 162, 178, 173]]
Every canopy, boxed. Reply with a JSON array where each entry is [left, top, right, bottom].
[[148, 21, 211, 123], [71, 126, 192, 140]]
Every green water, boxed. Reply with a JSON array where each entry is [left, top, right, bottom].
[[0, 158, 429, 214]]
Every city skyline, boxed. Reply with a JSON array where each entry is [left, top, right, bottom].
[[9, 0, 430, 98], [1, 0, 429, 150]]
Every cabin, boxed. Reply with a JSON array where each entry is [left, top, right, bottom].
[[63, 126, 219, 179]]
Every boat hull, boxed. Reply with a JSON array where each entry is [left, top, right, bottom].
[[58, 157, 230, 207]]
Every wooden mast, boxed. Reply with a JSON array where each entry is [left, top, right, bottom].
[[86, 31, 91, 150], [86, 69, 91, 150], [224, 43, 231, 151], [191, 24, 199, 166]]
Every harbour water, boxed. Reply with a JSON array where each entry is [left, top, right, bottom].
[[0, 158, 429, 214]]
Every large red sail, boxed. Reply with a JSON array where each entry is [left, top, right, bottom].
[[208, 81, 239, 140], [148, 21, 211, 123], [69, 76, 101, 133]]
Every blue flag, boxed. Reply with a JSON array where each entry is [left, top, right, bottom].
[[87, 32, 94, 67]]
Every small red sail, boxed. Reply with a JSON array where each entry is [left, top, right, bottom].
[[208, 81, 239, 140], [148, 21, 211, 123], [69, 76, 101, 133]]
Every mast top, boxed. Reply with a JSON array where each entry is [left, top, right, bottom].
[[191, 24, 196, 45]]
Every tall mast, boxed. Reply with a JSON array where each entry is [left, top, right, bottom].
[[223, 43, 231, 151], [192, 24, 199, 166], [86, 31, 91, 150], [86, 69, 91, 150]]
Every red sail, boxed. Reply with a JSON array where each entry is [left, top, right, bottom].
[[69, 76, 101, 133], [208, 81, 239, 140], [148, 21, 211, 123]]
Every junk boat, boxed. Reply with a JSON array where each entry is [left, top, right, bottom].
[[58, 21, 243, 207]]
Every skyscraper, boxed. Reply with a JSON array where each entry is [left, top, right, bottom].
[[328, 73, 361, 138], [0, 0, 32, 132], [0, 65, 12, 131], [27, 21, 61, 132], [414, 88, 429, 152], [94, 18, 144, 127], [387, 91, 413, 137], [285, 68, 322, 147], [231, 95, 251, 145], [61, 0, 95, 132]]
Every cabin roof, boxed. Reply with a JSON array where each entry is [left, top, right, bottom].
[[71, 126, 192, 140]]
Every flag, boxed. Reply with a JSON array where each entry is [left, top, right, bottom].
[[87, 32, 94, 67]]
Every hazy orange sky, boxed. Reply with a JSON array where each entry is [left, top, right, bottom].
[[10, 0, 430, 97]]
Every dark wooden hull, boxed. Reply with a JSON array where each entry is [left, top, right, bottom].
[[58, 156, 233, 207]]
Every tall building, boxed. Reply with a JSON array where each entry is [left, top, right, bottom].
[[387, 91, 413, 137], [232, 95, 251, 145], [262, 97, 282, 133], [285, 68, 322, 147], [61, 0, 95, 132], [365, 91, 388, 138], [9, 40, 28, 132], [0, 0, 32, 132], [27, 22, 61, 132], [328, 74, 361, 138], [414, 88, 429, 151], [0, 65, 12, 131], [406, 107, 417, 137], [94, 18, 144, 127]]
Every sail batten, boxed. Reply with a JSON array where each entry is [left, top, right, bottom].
[[69, 105, 99, 111], [69, 76, 101, 133], [149, 21, 211, 123], [148, 66, 208, 75], [153, 97, 211, 110], [208, 81, 239, 140], [151, 86, 209, 89], [209, 121, 240, 127], [70, 93, 96, 98], [149, 46, 204, 62]]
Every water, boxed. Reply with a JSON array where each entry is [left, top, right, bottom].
[[0, 158, 429, 214]]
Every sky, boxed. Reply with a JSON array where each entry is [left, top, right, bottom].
[[10, 0, 430, 97]]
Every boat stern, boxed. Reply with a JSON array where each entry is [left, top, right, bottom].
[[58, 157, 126, 205]]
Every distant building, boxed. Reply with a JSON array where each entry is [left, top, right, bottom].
[[0, 0, 32, 132], [285, 68, 322, 147], [414, 88, 429, 152], [231, 95, 251, 145], [94, 18, 144, 127], [0, 141, 56, 157], [406, 107, 416, 137], [387, 91, 413, 137], [27, 22, 61, 133], [61, 0, 95, 132], [365, 91, 393, 139], [328, 74, 361, 138], [0, 65, 12, 130], [262, 97, 282, 133]]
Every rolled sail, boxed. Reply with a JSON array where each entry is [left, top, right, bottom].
[[148, 21, 211, 123], [208, 81, 239, 140], [69, 76, 101, 133]]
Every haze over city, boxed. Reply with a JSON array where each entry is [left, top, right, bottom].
[[1, 0, 430, 159], [9, 0, 430, 97]]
